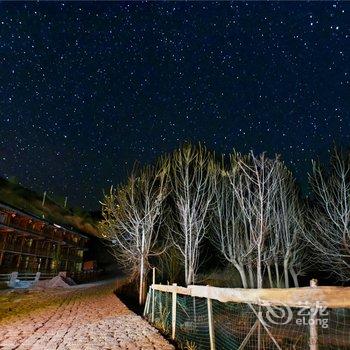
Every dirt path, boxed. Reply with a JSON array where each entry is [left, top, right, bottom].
[[0, 280, 174, 350]]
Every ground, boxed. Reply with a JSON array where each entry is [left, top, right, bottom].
[[0, 280, 174, 350]]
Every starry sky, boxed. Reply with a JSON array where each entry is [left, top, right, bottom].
[[0, 2, 349, 210]]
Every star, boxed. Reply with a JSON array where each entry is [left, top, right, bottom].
[[0, 1, 348, 209]]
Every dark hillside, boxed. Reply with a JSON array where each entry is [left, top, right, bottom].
[[0, 177, 99, 237]]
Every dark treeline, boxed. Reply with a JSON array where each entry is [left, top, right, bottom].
[[99, 144, 350, 304]]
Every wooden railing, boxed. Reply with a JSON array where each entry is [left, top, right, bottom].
[[0, 271, 57, 287], [0, 273, 10, 282], [151, 283, 350, 308], [145, 281, 350, 350]]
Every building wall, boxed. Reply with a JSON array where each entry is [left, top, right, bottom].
[[0, 205, 88, 273]]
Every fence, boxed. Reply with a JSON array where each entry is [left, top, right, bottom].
[[144, 280, 350, 350], [0, 271, 57, 288]]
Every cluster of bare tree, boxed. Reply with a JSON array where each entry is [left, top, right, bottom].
[[100, 144, 350, 303], [100, 160, 169, 304], [212, 152, 309, 289], [308, 149, 350, 282]]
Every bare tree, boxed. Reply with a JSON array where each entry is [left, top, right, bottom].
[[170, 144, 215, 286], [100, 160, 169, 304], [233, 152, 279, 288], [211, 156, 254, 288], [273, 163, 309, 287], [308, 148, 350, 281], [209, 151, 309, 289]]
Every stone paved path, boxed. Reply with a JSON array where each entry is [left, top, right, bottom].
[[0, 281, 174, 350]]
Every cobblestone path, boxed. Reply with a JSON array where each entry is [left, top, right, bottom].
[[0, 281, 174, 350]]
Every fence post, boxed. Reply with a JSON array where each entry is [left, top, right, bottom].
[[207, 289, 216, 350], [159, 282, 163, 315], [172, 283, 177, 340], [9, 272, 18, 288], [151, 267, 156, 323], [143, 287, 151, 317], [309, 279, 318, 350], [34, 272, 41, 283]]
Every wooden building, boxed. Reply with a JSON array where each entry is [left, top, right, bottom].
[[0, 202, 88, 273]]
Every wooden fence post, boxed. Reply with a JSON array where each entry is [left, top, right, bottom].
[[9, 271, 18, 288], [309, 279, 318, 350], [34, 272, 41, 283], [143, 287, 151, 317], [207, 294, 216, 350], [151, 267, 156, 323], [172, 283, 177, 340]]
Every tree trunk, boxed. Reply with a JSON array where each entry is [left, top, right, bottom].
[[139, 256, 147, 305], [139, 225, 148, 304], [267, 264, 273, 288], [256, 246, 262, 288], [235, 264, 248, 289], [284, 259, 289, 288], [274, 259, 280, 288], [289, 267, 299, 287], [248, 263, 255, 288], [186, 265, 194, 286]]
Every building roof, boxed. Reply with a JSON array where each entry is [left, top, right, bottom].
[[0, 178, 99, 238], [0, 200, 89, 239]]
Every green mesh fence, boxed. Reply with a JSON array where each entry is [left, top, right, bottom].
[[176, 295, 210, 349], [152, 290, 172, 336], [318, 308, 350, 350], [212, 302, 310, 349], [144, 289, 350, 350]]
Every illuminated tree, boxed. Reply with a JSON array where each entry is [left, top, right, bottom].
[[211, 155, 254, 288], [100, 160, 169, 304], [272, 162, 309, 287], [212, 152, 309, 288], [308, 148, 350, 281], [170, 144, 215, 286], [230, 152, 280, 288]]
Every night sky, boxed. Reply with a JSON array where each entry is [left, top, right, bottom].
[[0, 2, 349, 210]]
